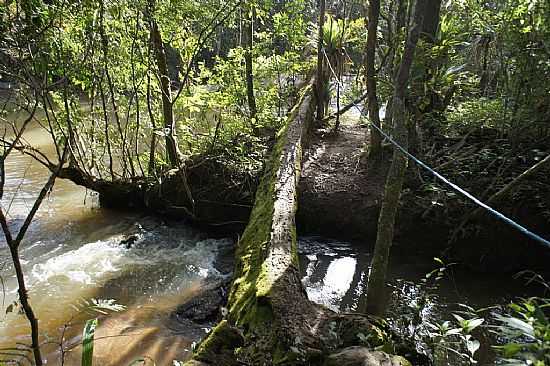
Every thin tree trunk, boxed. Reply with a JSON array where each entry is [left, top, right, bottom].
[[99, 0, 127, 176], [421, 0, 441, 42], [99, 78, 115, 179], [0, 147, 67, 366], [8, 242, 42, 366], [146, 70, 158, 177], [366, 0, 426, 317], [409, 0, 441, 155], [131, 12, 145, 177], [334, 69, 341, 131], [315, 0, 326, 121], [150, 17, 180, 168], [243, 2, 257, 126], [384, 0, 406, 129], [366, 0, 382, 156]]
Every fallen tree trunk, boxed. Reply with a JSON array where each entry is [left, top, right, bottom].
[[49, 157, 256, 231], [183, 83, 412, 365]]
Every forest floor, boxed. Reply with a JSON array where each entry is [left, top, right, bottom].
[[298, 123, 388, 240]]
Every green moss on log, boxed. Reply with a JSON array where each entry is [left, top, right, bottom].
[[228, 85, 312, 327], [192, 320, 243, 366], [185, 85, 314, 366]]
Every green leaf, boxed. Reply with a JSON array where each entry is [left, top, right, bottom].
[[465, 318, 485, 332], [495, 343, 523, 357], [466, 339, 480, 356], [496, 315, 535, 338], [445, 328, 462, 336], [82, 318, 98, 366]]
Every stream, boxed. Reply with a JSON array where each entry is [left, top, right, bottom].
[[0, 120, 542, 366]]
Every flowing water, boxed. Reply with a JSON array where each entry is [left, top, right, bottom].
[[0, 118, 232, 365], [0, 114, 543, 366]]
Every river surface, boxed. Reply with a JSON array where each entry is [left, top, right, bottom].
[[0, 119, 542, 366]]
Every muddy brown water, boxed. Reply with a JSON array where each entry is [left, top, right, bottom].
[[0, 118, 543, 366], [0, 119, 231, 365]]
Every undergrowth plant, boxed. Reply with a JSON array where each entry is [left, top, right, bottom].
[[490, 273, 550, 366]]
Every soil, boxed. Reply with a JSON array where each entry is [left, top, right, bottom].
[[298, 124, 390, 242], [298, 123, 550, 272]]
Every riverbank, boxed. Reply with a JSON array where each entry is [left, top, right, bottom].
[[55, 120, 550, 274], [2, 104, 548, 365]]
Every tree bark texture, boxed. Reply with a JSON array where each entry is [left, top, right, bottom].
[[315, 0, 326, 121], [366, 0, 427, 317], [366, 0, 382, 156], [243, 3, 257, 123], [150, 18, 181, 168]]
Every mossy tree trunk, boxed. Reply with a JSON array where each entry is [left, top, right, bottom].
[[365, 0, 427, 317], [184, 83, 410, 366], [187, 84, 319, 365]]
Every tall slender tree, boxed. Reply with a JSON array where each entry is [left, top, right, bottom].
[[1, 136, 68, 366], [366, 0, 427, 316], [316, 0, 326, 121], [243, 1, 257, 125], [148, 1, 182, 168], [365, 0, 382, 156]]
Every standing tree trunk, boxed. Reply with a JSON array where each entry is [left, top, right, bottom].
[[315, 0, 326, 121], [383, 0, 406, 129], [243, 2, 257, 127], [408, 0, 442, 156], [0, 141, 67, 366], [421, 0, 441, 42], [146, 70, 158, 176], [365, 0, 382, 156], [149, 15, 181, 168], [366, 0, 426, 317]]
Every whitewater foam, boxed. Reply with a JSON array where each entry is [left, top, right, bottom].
[[31, 239, 128, 285]]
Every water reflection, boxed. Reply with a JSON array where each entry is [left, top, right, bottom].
[[297, 237, 545, 365], [303, 256, 356, 311]]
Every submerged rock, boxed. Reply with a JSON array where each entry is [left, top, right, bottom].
[[119, 234, 139, 249], [173, 278, 231, 325]]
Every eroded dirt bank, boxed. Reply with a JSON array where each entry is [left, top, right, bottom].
[[298, 124, 550, 272]]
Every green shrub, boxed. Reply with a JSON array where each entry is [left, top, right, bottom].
[[445, 98, 505, 136]]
